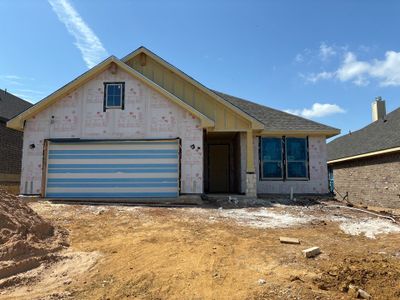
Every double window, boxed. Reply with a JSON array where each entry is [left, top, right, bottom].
[[104, 82, 125, 110], [260, 137, 309, 180]]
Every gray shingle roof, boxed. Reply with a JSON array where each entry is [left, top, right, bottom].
[[328, 107, 400, 161], [0, 89, 32, 121], [212, 90, 339, 133]]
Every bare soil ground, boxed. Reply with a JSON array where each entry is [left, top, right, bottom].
[[1, 195, 400, 299], [0, 187, 68, 293]]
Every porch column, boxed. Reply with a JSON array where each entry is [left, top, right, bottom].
[[245, 130, 257, 197]]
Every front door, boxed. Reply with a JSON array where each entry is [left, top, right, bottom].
[[208, 144, 229, 193]]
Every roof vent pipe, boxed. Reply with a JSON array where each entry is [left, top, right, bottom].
[[371, 96, 386, 122]]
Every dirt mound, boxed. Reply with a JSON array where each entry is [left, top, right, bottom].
[[314, 255, 400, 299], [0, 189, 68, 282]]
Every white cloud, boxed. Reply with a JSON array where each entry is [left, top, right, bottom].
[[285, 103, 345, 118], [303, 50, 400, 86], [336, 52, 370, 84], [319, 42, 336, 61], [369, 51, 400, 86], [302, 71, 335, 83], [48, 0, 108, 68], [0, 74, 34, 86], [294, 53, 304, 63]]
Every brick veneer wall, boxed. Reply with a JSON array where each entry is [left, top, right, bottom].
[[331, 152, 400, 208], [0, 121, 23, 176]]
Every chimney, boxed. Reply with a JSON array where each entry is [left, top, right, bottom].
[[371, 96, 386, 122]]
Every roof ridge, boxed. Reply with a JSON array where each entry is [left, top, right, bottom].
[[329, 106, 400, 143], [327, 105, 400, 161]]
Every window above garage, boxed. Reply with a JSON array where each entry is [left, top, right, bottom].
[[104, 82, 125, 110]]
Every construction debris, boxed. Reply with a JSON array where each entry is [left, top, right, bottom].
[[357, 288, 372, 299], [326, 204, 398, 224], [348, 284, 359, 297], [258, 278, 266, 285], [279, 237, 300, 244], [302, 246, 321, 258]]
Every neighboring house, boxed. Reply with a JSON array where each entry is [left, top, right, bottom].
[[0, 89, 32, 182], [328, 98, 400, 208], [7, 47, 339, 199]]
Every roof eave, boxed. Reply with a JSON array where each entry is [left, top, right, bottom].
[[7, 56, 214, 131], [259, 129, 340, 138], [328, 146, 400, 164]]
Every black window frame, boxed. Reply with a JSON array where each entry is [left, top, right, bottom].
[[259, 136, 310, 181], [259, 137, 284, 180], [103, 82, 125, 111], [285, 137, 309, 180]]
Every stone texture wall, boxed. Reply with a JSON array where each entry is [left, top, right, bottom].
[[245, 173, 257, 197], [21, 67, 203, 195], [0, 122, 23, 180], [332, 152, 400, 208], [254, 136, 329, 194]]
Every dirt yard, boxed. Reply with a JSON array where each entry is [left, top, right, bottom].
[[1, 196, 400, 299]]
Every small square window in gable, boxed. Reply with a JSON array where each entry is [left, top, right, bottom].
[[104, 82, 125, 111]]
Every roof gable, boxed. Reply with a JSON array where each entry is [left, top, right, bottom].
[[122, 47, 264, 130], [328, 107, 400, 162], [7, 57, 214, 131]]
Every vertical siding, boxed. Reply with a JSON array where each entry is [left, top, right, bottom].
[[126, 54, 252, 131]]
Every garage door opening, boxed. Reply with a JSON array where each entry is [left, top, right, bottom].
[[43, 139, 180, 199]]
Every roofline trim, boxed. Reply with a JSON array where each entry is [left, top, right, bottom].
[[7, 56, 214, 131], [259, 129, 340, 138], [121, 47, 265, 130], [328, 146, 400, 164]]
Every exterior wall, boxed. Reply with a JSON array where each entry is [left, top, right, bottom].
[[332, 152, 400, 208], [20, 67, 203, 195], [254, 136, 329, 194], [0, 122, 23, 181], [126, 54, 252, 131]]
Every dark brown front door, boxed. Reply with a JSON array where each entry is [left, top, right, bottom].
[[208, 144, 230, 193]]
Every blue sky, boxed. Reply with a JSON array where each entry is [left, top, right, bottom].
[[1, 0, 400, 136]]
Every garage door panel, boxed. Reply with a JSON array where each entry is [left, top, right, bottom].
[[47, 177, 177, 182], [46, 186, 178, 194], [47, 158, 178, 165], [45, 140, 179, 199], [47, 182, 178, 188], [46, 173, 178, 179], [49, 142, 178, 150], [45, 192, 178, 198], [47, 168, 178, 174]]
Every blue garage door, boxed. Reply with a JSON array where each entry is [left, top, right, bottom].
[[45, 140, 179, 198]]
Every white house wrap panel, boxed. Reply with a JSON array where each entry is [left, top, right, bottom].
[[45, 140, 179, 198], [21, 67, 203, 195]]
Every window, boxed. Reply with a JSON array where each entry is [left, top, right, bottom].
[[285, 137, 308, 179], [104, 82, 124, 110], [260, 137, 309, 180], [260, 138, 283, 179]]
